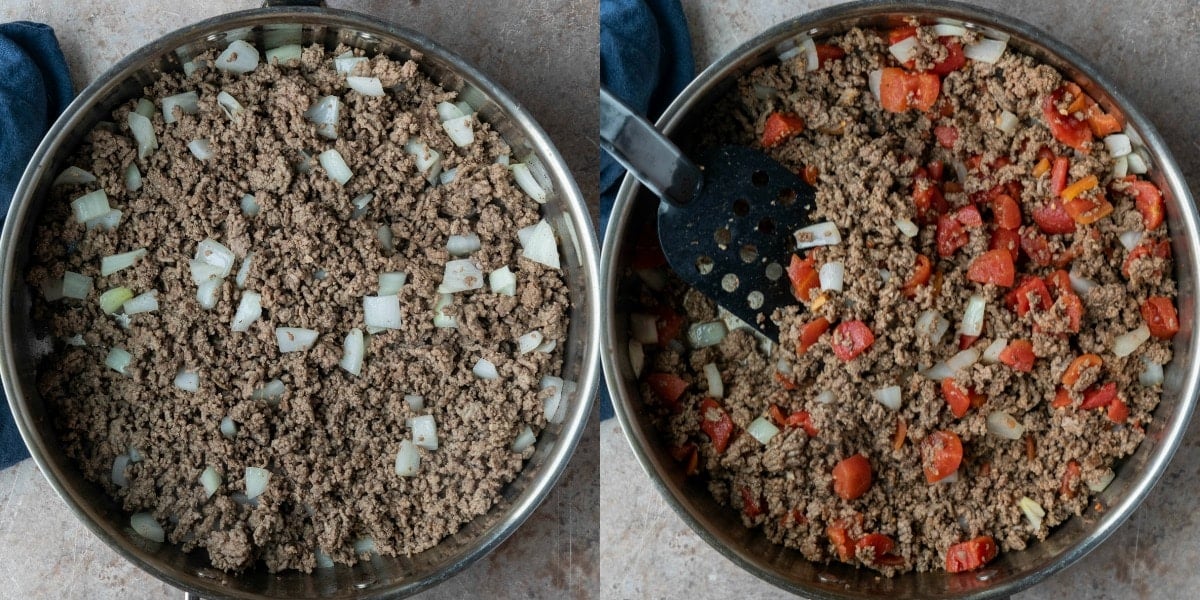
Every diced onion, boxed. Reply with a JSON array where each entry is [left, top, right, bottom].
[[275, 327, 318, 353], [438, 259, 485, 293], [411, 414, 438, 450], [996, 110, 1020, 134], [952, 160, 969, 186], [174, 370, 199, 392], [101, 248, 147, 276], [879, 269, 891, 283], [240, 193, 260, 217], [438, 167, 458, 185], [130, 513, 165, 543], [318, 149, 352, 185], [378, 271, 407, 295], [939, 470, 959, 484], [127, 447, 143, 463], [264, 44, 302, 64], [1140, 357, 1164, 387], [1112, 155, 1129, 180], [628, 340, 645, 377], [917, 309, 950, 345], [395, 440, 420, 476], [437, 101, 465, 121], [888, 36, 919, 63], [244, 466, 271, 499], [793, 221, 841, 249], [217, 91, 244, 120], [873, 385, 902, 410], [868, 69, 883, 102], [189, 260, 224, 285], [112, 454, 130, 487], [630, 313, 658, 344], [932, 23, 968, 37], [536, 338, 557, 354], [1068, 270, 1098, 295], [220, 416, 238, 439], [511, 425, 536, 452], [61, 271, 92, 300], [362, 294, 402, 330], [125, 163, 142, 192], [71, 189, 111, 223], [1104, 134, 1132, 157], [334, 54, 366, 74], [404, 394, 425, 410], [959, 295, 986, 337], [231, 292, 262, 332], [495, 154, 510, 166], [982, 338, 1009, 364], [1018, 496, 1045, 531], [187, 139, 213, 160], [353, 538, 376, 555], [215, 40, 259, 74], [196, 279, 221, 310], [304, 96, 340, 139], [1127, 150, 1148, 174], [315, 549, 335, 569], [455, 101, 473, 118], [688, 321, 728, 348], [346, 76, 385, 97], [517, 330, 543, 354], [1113, 325, 1150, 357], [377, 224, 394, 252], [195, 239, 236, 277], [1088, 469, 1116, 493], [433, 293, 457, 328], [753, 84, 778, 100], [123, 290, 159, 315], [128, 112, 158, 159], [200, 466, 222, 499], [746, 416, 780, 444], [100, 287, 134, 314], [252, 378, 286, 401], [894, 217, 919, 238], [541, 376, 568, 424], [520, 220, 560, 269], [404, 139, 443, 183], [819, 261, 845, 292], [1119, 231, 1142, 251], [800, 37, 819, 71], [54, 166, 96, 187], [924, 348, 980, 380], [447, 234, 481, 257], [510, 163, 547, 203], [442, 115, 475, 147], [489, 266, 517, 296], [161, 91, 199, 124], [106, 347, 132, 374], [472, 357, 499, 380], [134, 98, 155, 118], [987, 411, 1025, 439], [815, 390, 835, 404], [235, 252, 254, 288], [963, 38, 1007, 63], [703, 362, 724, 398]]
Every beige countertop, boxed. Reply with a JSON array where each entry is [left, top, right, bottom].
[[0, 0, 598, 598], [601, 0, 1200, 598]]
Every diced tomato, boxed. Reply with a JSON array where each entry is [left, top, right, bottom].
[[1045, 269, 1071, 295], [787, 253, 820, 302], [990, 228, 1021, 263], [966, 249, 1016, 287], [767, 404, 787, 427], [941, 379, 976, 418], [935, 125, 959, 149], [1052, 387, 1073, 409], [914, 181, 949, 222], [832, 320, 875, 361], [762, 112, 806, 148], [856, 533, 905, 566], [1129, 180, 1165, 230], [827, 524, 856, 562], [740, 486, 765, 518], [956, 205, 983, 228], [832, 454, 873, 501], [815, 43, 846, 66], [936, 214, 968, 257], [646, 373, 689, 413], [798, 316, 831, 354], [888, 26, 917, 45], [669, 443, 700, 476], [1042, 86, 1093, 152], [654, 307, 684, 346], [1122, 240, 1171, 278], [1032, 201, 1077, 235], [946, 536, 998, 573], [1060, 293, 1085, 332], [893, 418, 908, 451], [802, 165, 820, 186], [1006, 276, 1053, 317], [1064, 194, 1114, 225], [630, 221, 668, 270], [910, 72, 941, 112], [927, 159, 945, 182], [699, 398, 735, 453], [999, 339, 1036, 372], [930, 37, 966, 75], [921, 430, 964, 483], [1020, 229, 1054, 266], [992, 194, 1022, 230], [785, 410, 819, 438], [1061, 460, 1081, 498], [959, 334, 979, 350], [1050, 156, 1070, 196], [1142, 296, 1180, 339], [901, 254, 933, 297], [1107, 397, 1130, 424], [879, 68, 940, 112], [1062, 354, 1102, 388], [1080, 382, 1117, 410], [1085, 103, 1123, 137]]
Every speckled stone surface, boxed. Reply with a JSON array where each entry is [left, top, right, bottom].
[[601, 0, 1200, 598], [0, 0, 598, 598]]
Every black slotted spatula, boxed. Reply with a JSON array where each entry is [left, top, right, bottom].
[[600, 87, 817, 342]]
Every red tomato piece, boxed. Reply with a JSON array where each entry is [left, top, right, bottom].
[[910, 72, 941, 112], [1042, 86, 1093, 152], [768, 404, 787, 426], [956, 204, 983, 228], [832, 454, 873, 501], [1032, 200, 1077, 235], [1050, 156, 1070, 197], [646, 373, 689, 413], [992, 194, 1022, 230], [1107, 397, 1130, 424], [1052, 387, 1073, 409], [815, 43, 846, 66], [1141, 296, 1180, 339], [935, 125, 959, 149], [787, 253, 820, 302], [832, 320, 875, 361], [901, 254, 933, 297], [762, 112, 806, 148], [827, 524, 856, 562], [1062, 353, 1102, 387], [856, 533, 905, 566], [740, 486, 765, 518], [966, 249, 1016, 287], [669, 443, 700, 477], [1020, 229, 1054, 266], [946, 536, 998, 573], [930, 38, 967, 75], [1060, 293, 1084, 332], [1080, 382, 1117, 410], [1122, 240, 1171, 278], [699, 398, 735, 453], [936, 213, 968, 257], [798, 316, 831, 354], [921, 430, 964, 483], [879, 67, 912, 112], [1064, 194, 1114, 225], [927, 159, 945, 182], [655, 308, 684, 346], [888, 25, 918, 45], [802, 165, 820, 186], [1005, 276, 1053, 317], [1061, 460, 1081, 498], [941, 379, 974, 418], [1130, 180, 1165, 230], [999, 339, 1036, 372], [990, 228, 1021, 263], [914, 181, 949, 222], [785, 410, 819, 438], [959, 334, 979, 350]]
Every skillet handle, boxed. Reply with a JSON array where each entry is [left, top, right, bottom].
[[599, 86, 702, 208]]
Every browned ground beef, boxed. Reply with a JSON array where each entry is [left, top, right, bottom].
[[633, 25, 1174, 574], [28, 43, 567, 573]]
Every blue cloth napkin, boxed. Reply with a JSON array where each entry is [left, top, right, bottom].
[[0, 22, 74, 469], [599, 0, 694, 420]]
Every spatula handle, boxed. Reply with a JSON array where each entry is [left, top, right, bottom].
[[599, 87, 702, 207]]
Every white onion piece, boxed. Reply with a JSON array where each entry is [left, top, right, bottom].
[[244, 467, 270, 499], [536, 339, 557, 354], [924, 348, 980, 380], [517, 330, 544, 354], [395, 440, 420, 476], [195, 239, 235, 277], [688, 321, 728, 348], [161, 91, 199, 124], [275, 327, 318, 353], [996, 110, 1020, 135], [939, 470, 960, 484], [318, 149, 352, 185], [346, 76, 385, 97], [1104, 134, 1132, 157], [982, 338, 1009, 364], [304, 96, 340, 139], [868, 69, 883, 102], [235, 252, 254, 289], [1127, 150, 1148, 174], [71, 189, 111, 223], [215, 40, 259, 74], [437, 101, 465, 122], [182, 60, 199, 77], [510, 163, 547, 203], [963, 38, 1006, 63], [752, 83, 778, 100], [54, 166, 96, 187], [894, 217, 919, 238], [101, 248, 147, 276], [187, 139, 213, 160], [1114, 325, 1151, 357], [1068, 270, 1098, 296], [130, 513, 165, 543], [438, 259, 485, 293], [438, 167, 458, 186], [987, 411, 1025, 439], [128, 112, 158, 159], [472, 357, 499, 380], [794, 221, 841, 249], [133, 97, 155, 118], [888, 36, 920, 63], [127, 447, 143, 463], [1119, 231, 1142, 251], [635, 268, 667, 291], [252, 378, 286, 401], [959, 295, 986, 337], [815, 390, 835, 405], [703, 362, 724, 399], [379, 271, 407, 295], [106, 347, 132, 375], [62, 271, 93, 299], [404, 139, 443, 182], [353, 538, 376, 555], [454, 101, 472, 116], [125, 163, 142, 192], [932, 23, 968, 37], [630, 313, 658, 344], [1018, 496, 1045, 531], [377, 225, 394, 252], [264, 44, 302, 64], [231, 292, 262, 332], [1111, 155, 1129, 179], [746, 416, 781, 445], [220, 416, 238, 439], [199, 466, 222, 499], [123, 290, 159, 315], [778, 42, 802, 62], [511, 425, 536, 452], [196, 279, 221, 310], [334, 54, 366, 74], [495, 154, 510, 166], [239, 193, 260, 217], [873, 385, 902, 410], [520, 220, 560, 269], [112, 455, 130, 487], [362, 295, 402, 330], [41, 278, 63, 301], [819, 261, 845, 292], [799, 37, 819, 71], [447, 234, 481, 257], [442, 115, 475, 147], [174, 370, 199, 392], [1140, 357, 1164, 387], [917, 309, 951, 345], [352, 192, 374, 216], [217, 91, 244, 120], [489, 266, 517, 296], [404, 394, 425, 410], [1089, 469, 1117, 493], [100, 287, 133, 314], [879, 269, 891, 283], [433, 293, 457, 328], [411, 415, 438, 450], [189, 260, 224, 285], [628, 340, 645, 377], [541, 376, 568, 424]]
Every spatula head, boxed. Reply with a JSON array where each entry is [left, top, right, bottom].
[[657, 145, 816, 341]]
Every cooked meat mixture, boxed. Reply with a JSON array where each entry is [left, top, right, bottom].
[[28, 42, 568, 573], [631, 24, 1176, 575]]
